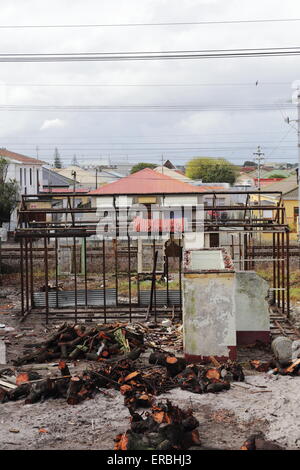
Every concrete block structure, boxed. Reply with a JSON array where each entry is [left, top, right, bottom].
[[235, 271, 270, 345], [183, 248, 271, 363], [183, 249, 237, 362]]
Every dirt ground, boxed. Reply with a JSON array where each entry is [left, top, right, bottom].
[[0, 281, 299, 450], [1, 374, 299, 450]]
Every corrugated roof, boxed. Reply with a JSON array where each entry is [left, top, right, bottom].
[[89, 168, 221, 195], [262, 175, 297, 195], [0, 148, 45, 165]]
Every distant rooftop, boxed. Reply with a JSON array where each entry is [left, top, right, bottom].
[[89, 168, 223, 195], [0, 148, 45, 165]]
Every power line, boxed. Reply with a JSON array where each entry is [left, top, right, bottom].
[[0, 81, 290, 87], [0, 131, 292, 141], [0, 18, 300, 28], [9, 146, 297, 152], [0, 103, 294, 112], [0, 141, 297, 147], [1, 46, 300, 62]]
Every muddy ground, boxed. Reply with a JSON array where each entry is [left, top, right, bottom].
[[0, 281, 299, 450]]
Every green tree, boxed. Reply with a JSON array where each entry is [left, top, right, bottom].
[[53, 148, 63, 168], [186, 157, 236, 184], [0, 158, 19, 225], [130, 162, 157, 174]]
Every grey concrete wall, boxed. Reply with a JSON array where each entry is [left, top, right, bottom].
[[183, 273, 236, 358], [234, 271, 270, 332]]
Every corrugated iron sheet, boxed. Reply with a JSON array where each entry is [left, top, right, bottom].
[[139, 289, 181, 306], [33, 289, 117, 308]]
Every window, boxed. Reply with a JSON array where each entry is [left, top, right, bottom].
[[29, 168, 32, 185], [36, 169, 39, 189], [19, 168, 22, 186], [294, 206, 299, 224], [24, 168, 27, 185]]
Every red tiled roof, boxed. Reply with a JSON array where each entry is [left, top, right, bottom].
[[89, 168, 221, 195], [0, 148, 45, 165]]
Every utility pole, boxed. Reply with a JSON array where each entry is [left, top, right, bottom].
[[253, 145, 264, 191], [284, 90, 300, 240], [161, 154, 164, 173], [297, 91, 300, 240], [253, 146, 264, 234]]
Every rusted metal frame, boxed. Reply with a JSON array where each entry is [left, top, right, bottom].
[[272, 233, 277, 304], [39, 306, 180, 314], [22, 190, 284, 199], [41, 311, 182, 320], [19, 208, 97, 215], [128, 237, 132, 322], [276, 196, 283, 223], [15, 221, 288, 236], [286, 229, 290, 318], [67, 196, 75, 227], [29, 239, 34, 310], [149, 241, 158, 320], [179, 239, 182, 320], [102, 239, 106, 324], [44, 237, 49, 324], [55, 238, 59, 308], [18, 204, 287, 215], [231, 234, 235, 260], [115, 239, 119, 306], [281, 231, 285, 315], [20, 238, 25, 317], [243, 232, 248, 270], [251, 232, 255, 269], [166, 255, 169, 306], [137, 273, 140, 306], [153, 240, 157, 323], [244, 194, 250, 221], [277, 232, 281, 308], [239, 233, 242, 270], [73, 236, 78, 323], [24, 239, 29, 313], [83, 237, 88, 307]]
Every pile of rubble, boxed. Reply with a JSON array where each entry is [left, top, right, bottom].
[[114, 400, 201, 450], [13, 323, 145, 365], [5, 323, 295, 451], [0, 322, 250, 449]]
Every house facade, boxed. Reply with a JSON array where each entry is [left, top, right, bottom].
[[0, 148, 45, 231], [89, 168, 226, 250]]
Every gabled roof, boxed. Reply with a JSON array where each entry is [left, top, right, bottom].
[[261, 175, 297, 195], [153, 166, 192, 184], [42, 167, 76, 187], [262, 169, 292, 178], [0, 148, 45, 165], [89, 168, 221, 195], [53, 166, 97, 185]]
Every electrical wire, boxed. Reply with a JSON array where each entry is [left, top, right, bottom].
[[0, 18, 300, 28], [0, 46, 300, 61]]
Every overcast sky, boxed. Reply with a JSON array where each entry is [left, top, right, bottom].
[[0, 0, 300, 168]]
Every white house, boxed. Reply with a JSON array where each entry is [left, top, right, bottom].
[[0, 148, 45, 230]]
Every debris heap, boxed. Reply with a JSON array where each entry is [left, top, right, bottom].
[[114, 400, 201, 450], [13, 323, 144, 365]]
